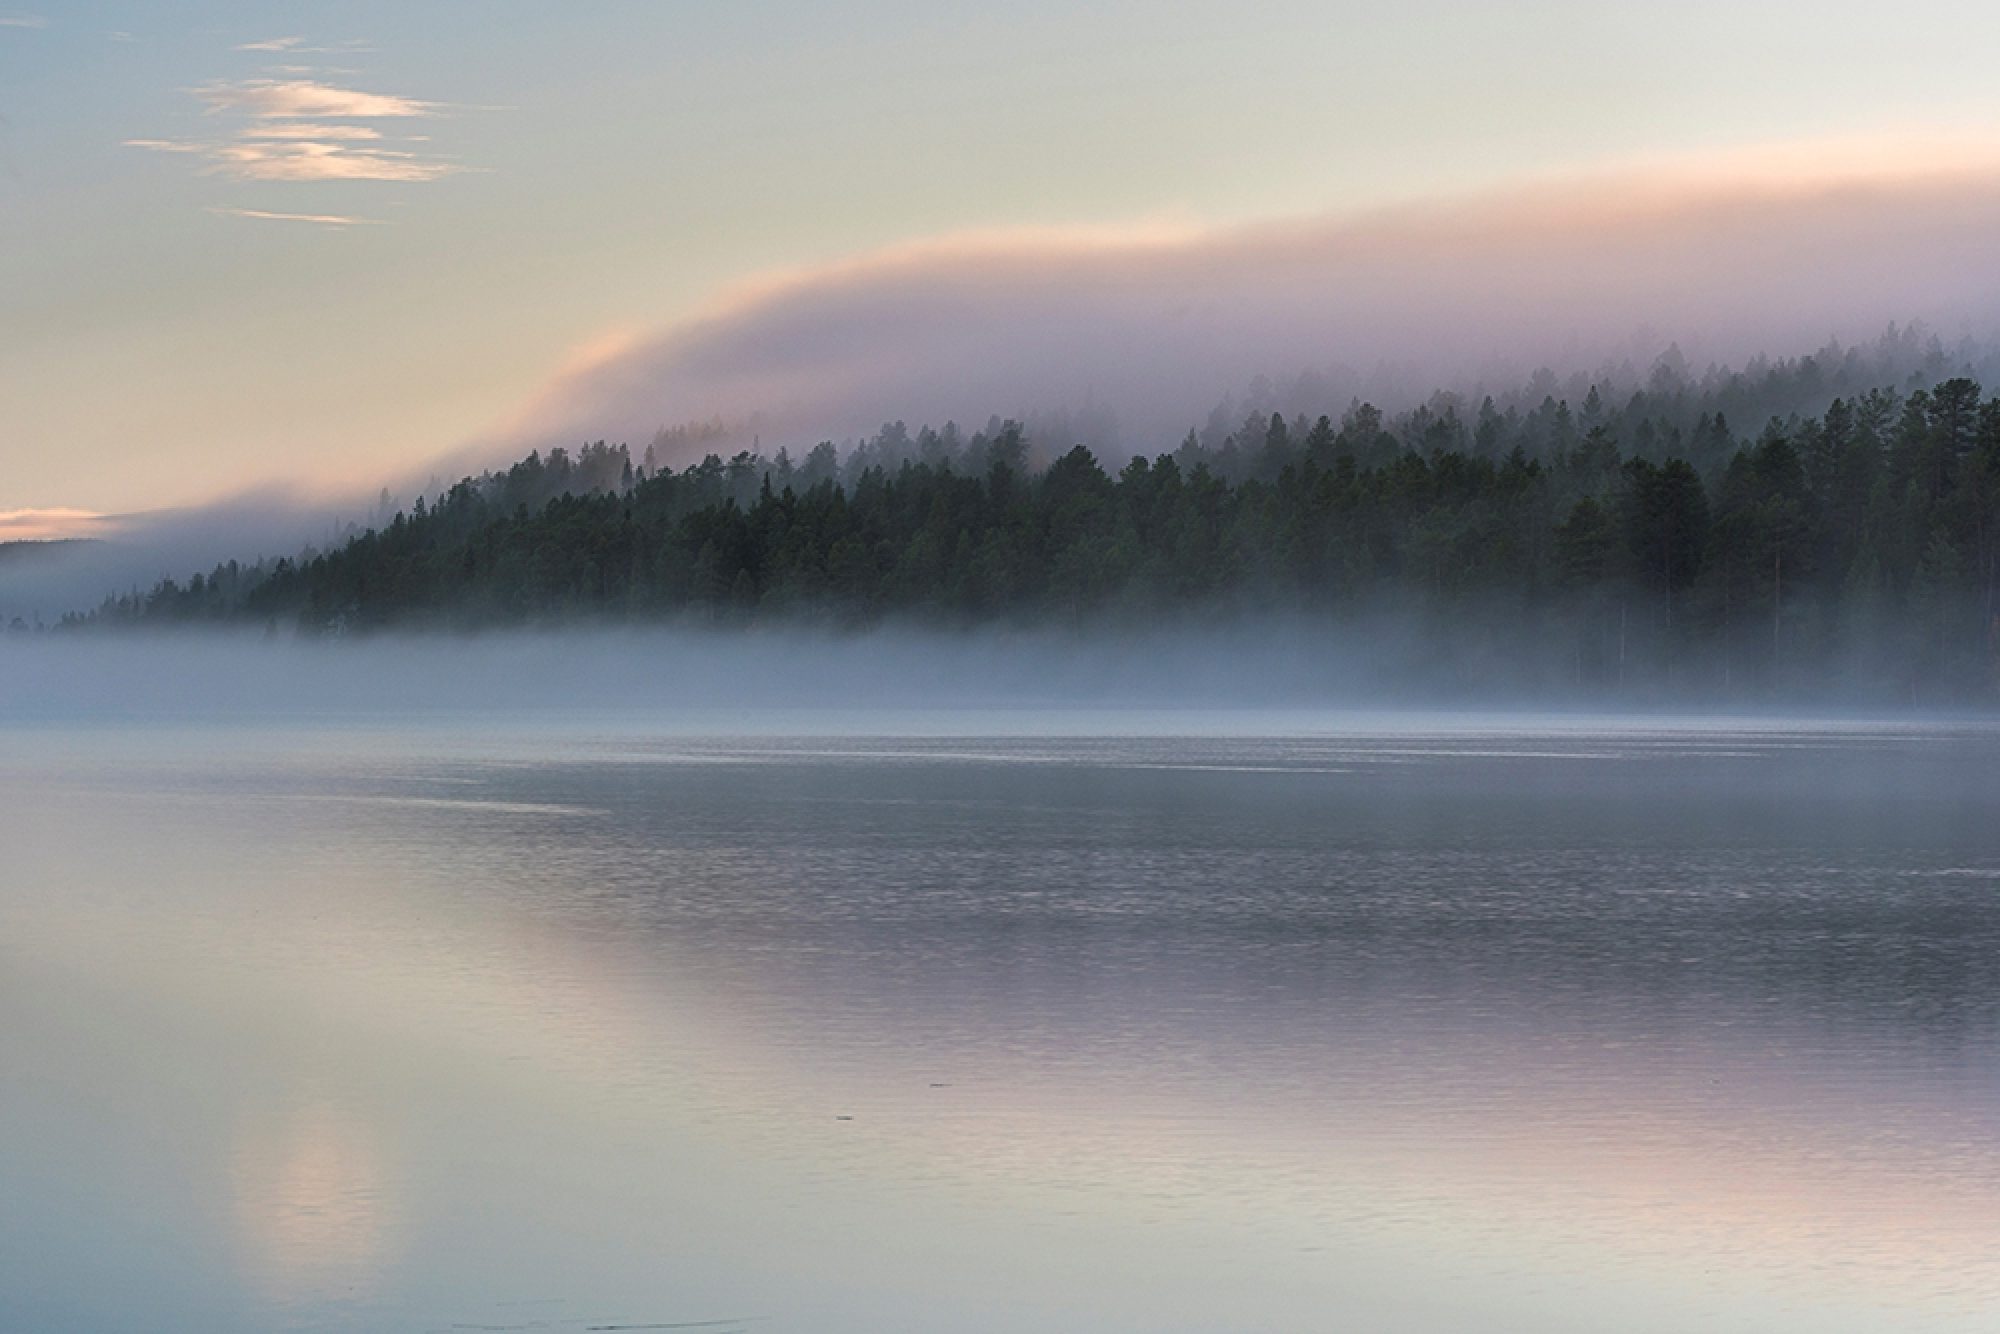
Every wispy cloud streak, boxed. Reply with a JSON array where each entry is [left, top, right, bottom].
[[244, 123, 383, 142], [209, 206, 384, 227], [232, 36, 373, 54], [127, 135, 456, 182], [123, 137, 206, 154], [208, 140, 457, 183]]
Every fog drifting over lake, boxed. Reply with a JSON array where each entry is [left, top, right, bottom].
[[0, 622, 1972, 722], [0, 626, 1409, 719]]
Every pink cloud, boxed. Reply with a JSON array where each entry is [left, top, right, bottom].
[[194, 78, 434, 120], [491, 142, 2000, 464]]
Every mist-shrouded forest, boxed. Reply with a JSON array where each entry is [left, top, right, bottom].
[[67, 331, 2000, 703]]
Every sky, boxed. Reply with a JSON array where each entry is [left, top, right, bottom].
[[7, 0, 2000, 522]]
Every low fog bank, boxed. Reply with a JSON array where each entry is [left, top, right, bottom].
[[0, 624, 1984, 723], [493, 160, 2000, 468]]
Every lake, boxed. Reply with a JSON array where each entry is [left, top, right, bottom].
[[5, 710, 2000, 1331]]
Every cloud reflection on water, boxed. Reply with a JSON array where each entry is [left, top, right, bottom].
[[230, 1100, 391, 1306]]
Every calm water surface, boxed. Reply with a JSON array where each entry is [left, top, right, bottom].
[[4, 711, 2000, 1332]]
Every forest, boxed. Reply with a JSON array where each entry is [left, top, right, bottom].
[[75, 341, 2000, 701]]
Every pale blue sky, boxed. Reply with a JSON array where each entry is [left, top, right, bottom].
[[7, 0, 2000, 512]]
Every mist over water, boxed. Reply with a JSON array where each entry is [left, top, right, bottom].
[[0, 628, 1453, 728], [2, 622, 1978, 720]]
